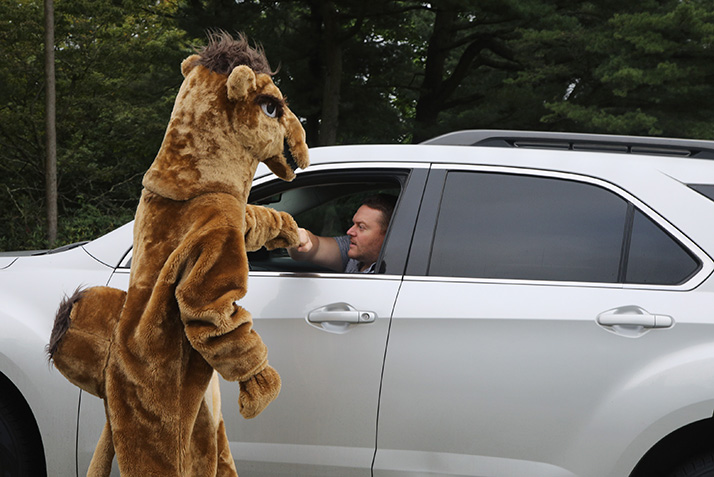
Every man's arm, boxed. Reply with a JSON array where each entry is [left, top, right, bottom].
[[288, 228, 343, 272]]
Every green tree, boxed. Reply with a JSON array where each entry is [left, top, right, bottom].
[[515, 0, 714, 138], [403, 0, 528, 142], [176, 0, 406, 145], [0, 0, 191, 250], [173, 0, 560, 144], [45, 0, 58, 245], [0, 0, 47, 249], [4, 0, 714, 252]]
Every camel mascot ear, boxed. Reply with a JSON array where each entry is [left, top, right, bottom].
[[227, 65, 257, 102], [181, 54, 201, 78]]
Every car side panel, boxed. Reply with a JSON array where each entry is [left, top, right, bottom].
[[376, 280, 714, 477], [103, 269, 399, 476], [0, 247, 117, 476], [375, 162, 714, 477]]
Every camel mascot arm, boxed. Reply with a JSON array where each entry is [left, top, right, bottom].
[[175, 221, 285, 419], [244, 204, 300, 252]]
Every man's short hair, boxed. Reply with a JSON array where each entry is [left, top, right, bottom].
[[362, 194, 397, 232]]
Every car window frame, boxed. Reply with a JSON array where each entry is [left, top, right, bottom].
[[406, 163, 712, 291], [248, 163, 429, 277]]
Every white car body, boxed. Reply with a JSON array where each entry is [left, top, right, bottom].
[[3, 130, 714, 476]]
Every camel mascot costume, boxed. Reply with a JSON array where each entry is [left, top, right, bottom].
[[47, 31, 309, 476]]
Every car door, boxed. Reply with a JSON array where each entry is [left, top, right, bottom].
[[84, 164, 427, 477], [218, 165, 426, 477], [374, 165, 714, 477]]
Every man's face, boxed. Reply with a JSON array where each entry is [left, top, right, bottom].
[[346, 205, 386, 265]]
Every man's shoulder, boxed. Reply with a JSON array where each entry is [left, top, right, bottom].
[[332, 235, 350, 271]]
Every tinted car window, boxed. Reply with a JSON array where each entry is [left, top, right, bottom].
[[626, 210, 700, 284], [429, 171, 700, 285], [429, 172, 628, 282], [689, 184, 714, 201]]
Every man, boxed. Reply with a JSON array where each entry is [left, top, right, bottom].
[[288, 194, 397, 273]]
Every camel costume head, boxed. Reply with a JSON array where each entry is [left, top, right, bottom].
[[48, 32, 308, 476], [145, 31, 309, 200]]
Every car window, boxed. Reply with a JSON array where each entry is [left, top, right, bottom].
[[689, 183, 714, 201], [428, 171, 699, 285], [116, 172, 411, 274], [247, 173, 404, 273], [261, 186, 393, 237], [626, 209, 700, 284]]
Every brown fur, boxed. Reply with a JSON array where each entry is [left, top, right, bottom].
[[48, 32, 308, 476], [47, 287, 85, 359], [49, 286, 127, 398], [194, 31, 274, 76]]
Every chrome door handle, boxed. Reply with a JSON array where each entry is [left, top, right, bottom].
[[307, 303, 376, 324], [597, 306, 673, 329]]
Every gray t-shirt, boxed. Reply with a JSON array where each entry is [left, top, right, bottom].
[[334, 235, 376, 273]]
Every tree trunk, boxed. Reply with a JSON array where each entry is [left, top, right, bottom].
[[318, 1, 342, 146], [413, 6, 457, 143], [44, 0, 57, 245]]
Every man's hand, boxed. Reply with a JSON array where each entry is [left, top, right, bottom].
[[296, 228, 313, 252]]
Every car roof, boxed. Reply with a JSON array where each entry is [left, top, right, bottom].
[[421, 129, 714, 159], [272, 140, 714, 184]]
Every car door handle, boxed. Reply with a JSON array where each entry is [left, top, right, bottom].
[[307, 303, 376, 324], [597, 306, 673, 329]]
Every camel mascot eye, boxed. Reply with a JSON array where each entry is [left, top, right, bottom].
[[261, 101, 279, 118]]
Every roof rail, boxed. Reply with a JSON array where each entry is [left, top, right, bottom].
[[420, 130, 714, 159]]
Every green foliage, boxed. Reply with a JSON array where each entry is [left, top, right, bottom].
[[59, 199, 135, 245], [3, 0, 714, 250], [0, 0, 191, 251], [175, 0, 418, 144], [517, 0, 714, 138]]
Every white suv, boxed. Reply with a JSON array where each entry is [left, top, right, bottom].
[[3, 130, 714, 477]]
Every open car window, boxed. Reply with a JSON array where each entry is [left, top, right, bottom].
[[247, 171, 407, 274]]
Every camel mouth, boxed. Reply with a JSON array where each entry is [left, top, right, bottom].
[[283, 139, 299, 172]]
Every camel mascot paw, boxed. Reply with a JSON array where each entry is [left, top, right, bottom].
[[238, 365, 281, 419]]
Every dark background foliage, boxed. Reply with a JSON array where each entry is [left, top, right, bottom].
[[3, 0, 714, 250]]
